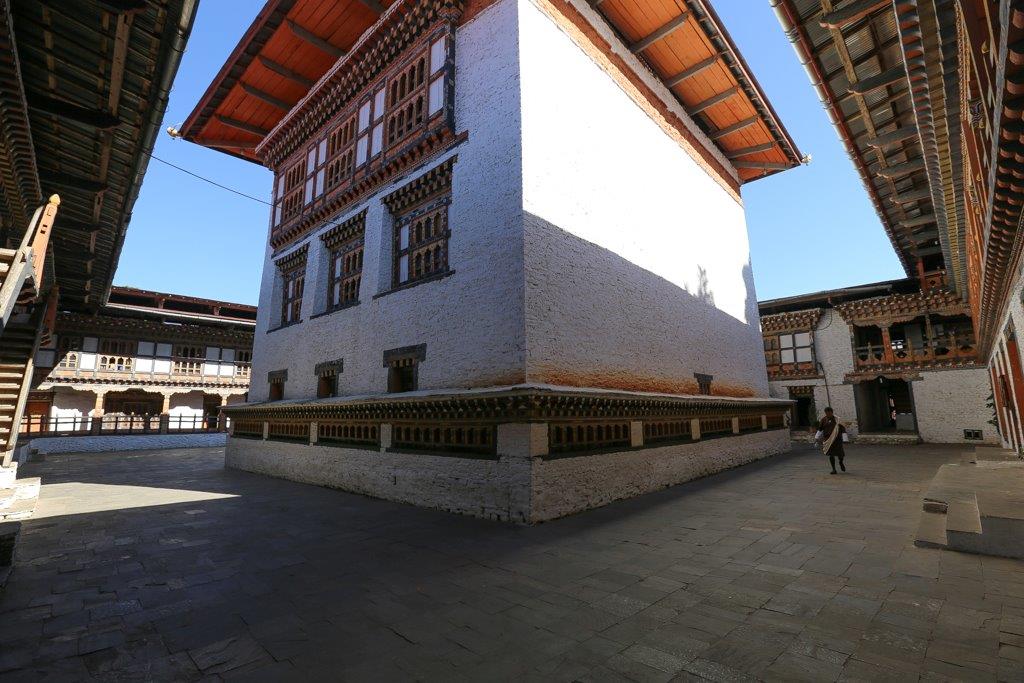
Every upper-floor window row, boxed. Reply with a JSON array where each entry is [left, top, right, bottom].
[[764, 331, 814, 368], [272, 33, 451, 230]]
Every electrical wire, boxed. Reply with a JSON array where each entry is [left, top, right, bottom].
[[144, 151, 271, 205]]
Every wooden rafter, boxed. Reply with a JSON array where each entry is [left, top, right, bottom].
[[26, 93, 120, 129], [877, 158, 925, 178], [200, 138, 258, 150], [892, 187, 932, 203], [733, 161, 790, 170], [257, 56, 314, 88], [286, 20, 344, 58], [819, 0, 890, 29], [358, 0, 386, 12], [38, 169, 108, 193], [848, 64, 906, 95], [725, 143, 776, 159], [687, 87, 739, 115], [630, 13, 689, 53], [866, 127, 917, 148], [240, 83, 293, 111], [216, 115, 270, 137], [901, 214, 936, 228], [710, 116, 757, 140], [663, 55, 718, 88]]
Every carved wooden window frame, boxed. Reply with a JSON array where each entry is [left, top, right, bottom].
[[322, 210, 367, 312]]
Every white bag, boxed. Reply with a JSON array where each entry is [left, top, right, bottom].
[[814, 430, 823, 441], [842, 433, 849, 443]]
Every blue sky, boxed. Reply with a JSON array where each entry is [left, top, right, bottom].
[[114, 0, 905, 305]]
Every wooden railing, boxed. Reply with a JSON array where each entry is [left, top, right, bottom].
[[854, 333, 977, 367], [19, 413, 226, 437], [0, 195, 58, 330], [47, 355, 251, 385]]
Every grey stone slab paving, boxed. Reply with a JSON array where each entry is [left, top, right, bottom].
[[2, 443, 1024, 681]]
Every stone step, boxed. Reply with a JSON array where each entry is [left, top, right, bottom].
[[0, 496, 35, 522], [0, 463, 16, 487], [945, 495, 985, 555], [0, 476, 39, 510], [975, 492, 1024, 560], [914, 510, 948, 550]]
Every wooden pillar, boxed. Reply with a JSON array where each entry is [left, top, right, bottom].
[[880, 325, 896, 364], [92, 391, 106, 417], [160, 394, 171, 414]]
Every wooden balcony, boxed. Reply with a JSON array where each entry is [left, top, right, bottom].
[[854, 333, 978, 369], [48, 352, 251, 386], [766, 360, 820, 380]]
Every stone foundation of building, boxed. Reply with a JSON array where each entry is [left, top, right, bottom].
[[222, 385, 792, 523]]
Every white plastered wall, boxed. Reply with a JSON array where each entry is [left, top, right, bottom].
[[912, 367, 998, 444], [50, 388, 97, 431], [767, 308, 858, 433], [517, 0, 767, 397], [249, 0, 525, 400]]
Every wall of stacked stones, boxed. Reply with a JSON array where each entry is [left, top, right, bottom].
[[225, 414, 791, 523]]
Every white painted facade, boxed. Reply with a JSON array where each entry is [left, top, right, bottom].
[[249, 0, 771, 402], [985, 267, 1024, 451], [765, 304, 997, 444]]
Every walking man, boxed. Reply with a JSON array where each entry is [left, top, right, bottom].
[[817, 406, 847, 474]]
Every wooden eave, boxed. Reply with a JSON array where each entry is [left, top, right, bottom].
[[590, 0, 802, 183], [760, 307, 823, 334], [180, 0, 394, 162], [0, 0, 39, 243], [773, 0, 946, 279], [107, 285, 258, 323], [4, 0, 198, 311], [55, 310, 255, 345]]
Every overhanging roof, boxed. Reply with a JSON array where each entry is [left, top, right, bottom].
[[182, 0, 802, 183], [771, 0, 959, 283], [180, 0, 393, 162], [0, 0, 198, 310]]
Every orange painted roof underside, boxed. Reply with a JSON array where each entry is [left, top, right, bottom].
[[183, 0, 800, 181]]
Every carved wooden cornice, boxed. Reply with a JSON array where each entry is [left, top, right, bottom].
[[270, 128, 463, 251], [274, 244, 308, 272], [41, 376, 249, 390], [845, 360, 983, 384], [258, 0, 464, 167], [834, 289, 968, 327], [321, 210, 366, 249], [381, 156, 456, 214], [222, 386, 791, 423], [767, 367, 823, 381], [55, 313, 254, 346], [761, 308, 823, 335]]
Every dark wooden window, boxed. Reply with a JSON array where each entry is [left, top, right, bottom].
[[268, 369, 287, 401], [317, 374, 337, 399], [384, 345, 425, 393], [388, 365, 417, 393], [281, 266, 304, 325], [394, 195, 449, 287], [329, 240, 363, 309]]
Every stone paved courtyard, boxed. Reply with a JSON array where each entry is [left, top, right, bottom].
[[2, 444, 1024, 681]]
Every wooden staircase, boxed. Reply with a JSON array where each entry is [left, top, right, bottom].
[[0, 322, 38, 466], [0, 196, 57, 334]]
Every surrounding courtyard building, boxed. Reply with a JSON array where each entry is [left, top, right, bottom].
[[759, 276, 996, 445], [771, 0, 1024, 455], [182, 0, 803, 522], [19, 287, 255, 439]]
